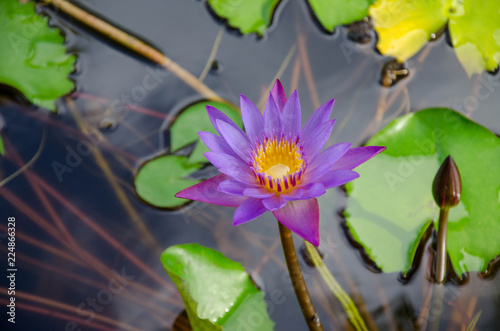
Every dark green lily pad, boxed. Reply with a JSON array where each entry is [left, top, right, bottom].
[[207, 0, 281, 35], [169, 101, 242, 165], [448, 0, 500, 76], [134, 155, 202, 208], [308, 0, 373, 33], [0, 0, 75, 111], [161, 244, 274, 330], [345, 108, 500, 276]]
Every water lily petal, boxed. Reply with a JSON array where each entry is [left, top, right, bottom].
[[262, 194, 287, 211], [198, 131, 237, 157], [218, 179, 254, 196], [281, 90, 301, 138], [300, 183, 326, 199], [282, 183, 325, 201], [234, 197, 268, 225], [273, 198, 320, 246], [281, 188, 304, 200], [175, 174, 246, 207], [240, 94, 265, 144], [331, 146, 386, 171], [301, 99, 335, 141], [270, 79, 287, 112], [318, 169, 359, 189], [206, 105, 246, 137], [204, 152, 255, 184], [301, 120, 335, 159], [305, 142, 352, 182], [216, 119, 252, 162], [264, 93, 282, 136], [243, 187, 275, 198]]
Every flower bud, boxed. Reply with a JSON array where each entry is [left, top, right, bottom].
[[432, 156, 462, 209]]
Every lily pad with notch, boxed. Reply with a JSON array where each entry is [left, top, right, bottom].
[[448, 0, 500, 76], [370, 0, 500, 76], [0, 0, 76, 111], [207, 0, 281, 36], [307, 0, 373, 33], [345, 108, 500, 277], [207, 0, 374, 35], [169, 100, 242, 165]]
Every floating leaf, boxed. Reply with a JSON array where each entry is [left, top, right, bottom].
[[369, 0, 450, 61], [207, 0, 280, 35], [307, 0, 373, 33], [0, 135, 4, 155], [136, 102, 240, 208], [161, 244, 274, 330], [135, 155, 202, 208], [345, 108, 500, 276], [0, 0, 75, 111], [448, 0, 500, 76], [169, 101, 242, 164]]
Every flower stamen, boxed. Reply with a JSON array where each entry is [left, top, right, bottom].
[[252, 136, 305, 192]]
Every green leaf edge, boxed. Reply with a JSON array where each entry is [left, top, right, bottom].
[[206, 0, 281, 36], [0, 0, 76, 111], [369, 0, 500, 75], [134, 155, 203, 209], [345, 107, 500, 275], [161, 243, 274, 330], [307, 0, 374, 33]]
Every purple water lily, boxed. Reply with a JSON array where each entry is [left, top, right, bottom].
[[176, 80, 385, 246]]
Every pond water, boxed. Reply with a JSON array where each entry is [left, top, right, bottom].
[[1, 0, 499, 330]]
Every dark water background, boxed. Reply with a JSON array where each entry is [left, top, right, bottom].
[[1, 0, 499, 330]]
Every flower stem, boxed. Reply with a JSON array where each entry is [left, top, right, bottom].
[[278, 222, 324, 331], [436, 207, 449, 283]]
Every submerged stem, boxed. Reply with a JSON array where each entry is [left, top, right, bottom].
[[304, 241, 368, 331], [436, 207, 449, 283], [41, 0, 225, 103], [278, 222, 324, 331]]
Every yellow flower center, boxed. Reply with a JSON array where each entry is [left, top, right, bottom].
[[252, 136, 305, 192], [265, 164, 290, 178]]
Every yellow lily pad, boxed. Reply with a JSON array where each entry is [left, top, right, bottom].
[[448, 0, 500, 76], [370, 0, 451, 61]]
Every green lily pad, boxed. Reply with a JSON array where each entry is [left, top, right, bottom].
[[307, 0, 373, 33], [134, 155, 202, 208], [207, 0, 281, 35], [170, 101, 242, 165], [369, 0, 450, 61], [161, 244, 274, 330], [345, 108, 500, 276], [448, 0, 500, 76], [0, 0, 75, 111], [0, 136, 4, 156]]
